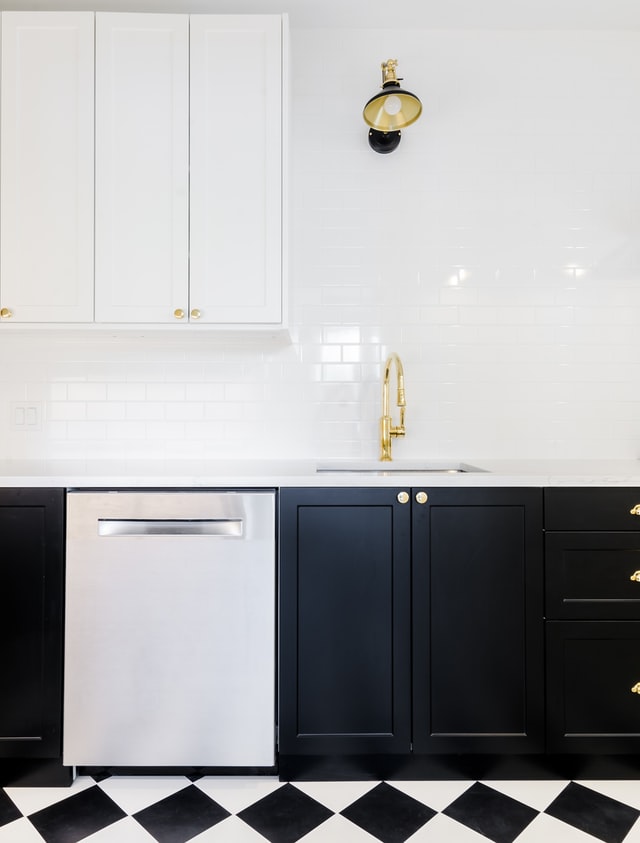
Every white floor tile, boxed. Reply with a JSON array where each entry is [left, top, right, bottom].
[[184, 815, 269, 842], [391, 779, 475, 811], [97, 775, 191, 814], [0, 817, 48, 843], [4, 774, 95, 816], [293, 780, 379, 812], [515, 812, 604, 842], [298, 813, 378, 841], [478, 778, 570, 811], [406, 812, 489, 841], [79, 816, 157, 842], [194, 776, 283, 814]]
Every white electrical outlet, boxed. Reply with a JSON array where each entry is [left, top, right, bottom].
[[11, 402, 42, 431]]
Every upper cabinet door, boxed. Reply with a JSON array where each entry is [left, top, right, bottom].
[[0, 12, 94, 323], [94, 13, 189, 324], [190, 16, 283, 325]]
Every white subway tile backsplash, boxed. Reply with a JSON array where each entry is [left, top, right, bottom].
[[49, 402, 86, 421], [106, 421, 146, 440], [1, 27, 640, 463], [67, 383, 108, 402], [145, 384, 187, 402]]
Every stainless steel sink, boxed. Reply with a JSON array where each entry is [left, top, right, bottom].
[[316, 460, 487, 475]]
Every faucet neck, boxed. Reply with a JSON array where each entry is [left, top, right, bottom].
[[380, 352, 406, 461]]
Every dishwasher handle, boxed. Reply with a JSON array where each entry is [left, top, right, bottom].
[[97, 518, 243, 537]]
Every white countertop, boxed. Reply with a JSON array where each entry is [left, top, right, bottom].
[[2, 458, 640, 487]]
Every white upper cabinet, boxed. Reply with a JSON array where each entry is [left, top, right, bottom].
[[190, 16, 283, 325], [94, 13, 189, 324], [0, 11, 286, 328], [0, 12, 94, 323]]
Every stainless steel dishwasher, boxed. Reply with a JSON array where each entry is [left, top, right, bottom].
[[63, 490, 276, 768]]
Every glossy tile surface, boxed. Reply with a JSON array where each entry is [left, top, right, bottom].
[[2, 775, 640, 842]]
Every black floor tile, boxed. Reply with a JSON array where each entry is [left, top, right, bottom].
[[133, 783, 230, 843], [442, 781, 538, 843], [28, 784, 127, 843], [545, 781, 640, 843], [0, 788, 22, 827], [82, 768, 112, 783], [237, 782, 333, 843], [340, 781, 436, 843]]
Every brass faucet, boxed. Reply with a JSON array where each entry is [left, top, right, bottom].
[[379, 352, 406, 461]]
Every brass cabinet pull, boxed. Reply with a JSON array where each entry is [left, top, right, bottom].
[[632, 683, 640, 694], [397, 491, 409, 504], [173, 308, 185, 320], [415, 491, 428, 504], [0, 307, 12, 319], [190, 308, 201, 320], [631, 571, 640, 582], [630, 505, 640, 516]]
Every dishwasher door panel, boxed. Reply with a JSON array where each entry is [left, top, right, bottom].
[[63, 491, 276, 767]]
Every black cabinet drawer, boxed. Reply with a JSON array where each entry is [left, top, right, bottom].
[[545, 488, 640, 531], [547, 621, 640, 753], [546, 533, 640, 619]]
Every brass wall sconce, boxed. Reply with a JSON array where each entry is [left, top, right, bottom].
[[363, 59, 422, 153]]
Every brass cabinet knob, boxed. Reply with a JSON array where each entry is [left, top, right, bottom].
[[630, 505, 640, 516], [0, 307, 13, 319], [632, 683, 640, 694], [631, 571, 640, 582], [397, 491, 409, 504], [190, 308, 201, 320], [173, 308, 185, 320], [415, 491, 428, 504]]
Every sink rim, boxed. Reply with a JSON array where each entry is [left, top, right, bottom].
[[315, 460, 487, 474]]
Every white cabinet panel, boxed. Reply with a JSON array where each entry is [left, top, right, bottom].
[[0, 12, 94, 323], [190, 16, 283, 325], [94, 13, 189, 324]]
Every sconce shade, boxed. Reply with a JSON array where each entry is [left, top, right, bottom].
[[363, 59, 422, 132]]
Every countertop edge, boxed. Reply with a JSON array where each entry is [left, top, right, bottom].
[[2, 459, 640, 487]]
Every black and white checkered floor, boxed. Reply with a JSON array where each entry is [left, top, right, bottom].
[[2, 774, 640, 842]]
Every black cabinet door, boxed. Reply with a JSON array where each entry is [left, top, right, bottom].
[[547, 621, 640, 753], [412, 488, 544, 754], [0, 488, 64, 758], [279, 487, 411, 755]]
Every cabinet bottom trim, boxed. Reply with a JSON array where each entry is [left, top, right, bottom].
[[278, 753, 640, 782]]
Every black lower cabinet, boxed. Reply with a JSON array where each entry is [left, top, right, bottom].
[[412, 488, 544, 755], [279, 487, 412, 766], [0, 488, 71, 785], [544, 488, 640, 759], [547, 621, 640, 753], [278, 486, 545, 779]]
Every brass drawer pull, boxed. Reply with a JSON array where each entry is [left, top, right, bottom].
[[631, 571, 640, 582], [0, 307, 13, 319], [630, 504, 640, 516], [632, 683, 640, 694]]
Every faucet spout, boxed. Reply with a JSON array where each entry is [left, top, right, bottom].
[[379, 352, 406, 461]]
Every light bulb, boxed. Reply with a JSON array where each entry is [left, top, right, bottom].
[[383, 95, 402, 116]]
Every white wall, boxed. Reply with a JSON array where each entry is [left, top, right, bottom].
[[2, 26, 640, 466]]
